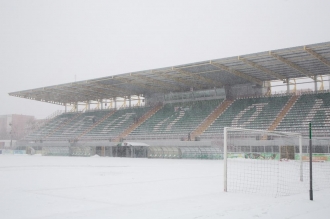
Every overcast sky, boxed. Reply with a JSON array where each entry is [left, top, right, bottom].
[[1, 0, 330, 119]]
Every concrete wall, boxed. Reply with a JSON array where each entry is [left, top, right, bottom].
[[229, 84, 266, 99], [18, 139, 213, 148]]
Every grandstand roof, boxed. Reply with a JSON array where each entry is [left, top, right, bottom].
[[9, 41, 330, 105]]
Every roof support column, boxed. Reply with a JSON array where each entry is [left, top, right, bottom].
[[129, 95, 131, 108], [87, 101, 91, 111], [314, 77, 318, 93], [75, 102, 78, 112], [65, 103, 68, 113], [137, 95, 141, 106], [100, 99, 104, 110], [287, 79, 290, 94], [114, 97, 117, 109], [108, 99, 113, 109]]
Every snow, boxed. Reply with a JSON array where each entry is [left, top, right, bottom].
[[0, 155, 329, 219]]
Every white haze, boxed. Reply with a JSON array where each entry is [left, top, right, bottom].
[[0, 0, 330, 119]]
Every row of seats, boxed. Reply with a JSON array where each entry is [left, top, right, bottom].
[[27, 107, 150, 141], [47, 110, 110, 140], [26, 113, 78, 140], [26, 92, 330, 141], [276, 93, 330, 137], [82, 107, 150, 139], [128, 99, 224, 138], [201, 95, 290, 136]]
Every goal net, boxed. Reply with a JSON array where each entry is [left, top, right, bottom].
[[223, 127, 306, 197], [223, 127, 330, 197]]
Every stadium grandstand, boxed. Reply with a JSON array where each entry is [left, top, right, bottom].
[[7, 41, 330, 158]]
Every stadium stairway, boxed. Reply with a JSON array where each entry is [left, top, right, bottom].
[[201, 95, 291, 138], [127, 99, 224, 140], [77, 110, 116, 139], [81, 107, 151, 140], [267, 94, 300, 131], [114, 103, 163, 141], [47, 110, 113, 140], [190, 99, 234, 140], [275, 92, 330, 136]]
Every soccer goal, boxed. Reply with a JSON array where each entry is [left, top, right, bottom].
[[223, 127, 304, 197]]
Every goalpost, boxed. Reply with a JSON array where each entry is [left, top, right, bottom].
[[223, 127, 304, 197]]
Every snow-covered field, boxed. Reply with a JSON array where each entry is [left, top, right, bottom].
[[0, 155, 330, 219]]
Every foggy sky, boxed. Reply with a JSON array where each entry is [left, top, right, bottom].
[[1, 0, 330, 119]]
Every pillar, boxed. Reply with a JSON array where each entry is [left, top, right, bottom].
[[287, 79, 290, 94], [87, 100, 91, 111], [314, 77, 318, 93]]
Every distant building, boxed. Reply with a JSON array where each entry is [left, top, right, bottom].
[[0, 114, 35, 140]]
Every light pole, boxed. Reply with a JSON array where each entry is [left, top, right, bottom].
[[9, 123, 12, 148]]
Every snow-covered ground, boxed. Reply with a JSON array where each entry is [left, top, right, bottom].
[[0, 155, 329, 219]]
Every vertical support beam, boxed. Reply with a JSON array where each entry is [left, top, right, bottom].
[[122, 97, 127, 108], [87, 100, 91, 111], [309, 122, 313, 201], [129, 95, 131, 108], [137, 95, 141, 106], [70, 103, 75, 112], [105, 99, 110, 109], [100, 99, 104, 110], [223, 127, 228, 192], [75, 102, 78, 112], [319, 76, 324, 91], [292, 79, 297, 93], [287, 79, 290, 94], [299, 135, 303, 182], [109, 99, 113, 109], [114, 97, 117, 109], [314, 77, 318, 93], [65, 103, 67, 113]]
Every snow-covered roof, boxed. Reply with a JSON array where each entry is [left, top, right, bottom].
[[9, 41, 330, 105]]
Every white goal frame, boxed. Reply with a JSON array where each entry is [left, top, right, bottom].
[[223, 127, 303, 192]]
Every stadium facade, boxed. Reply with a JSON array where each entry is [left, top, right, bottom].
[[7, 41, 330, 158]]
